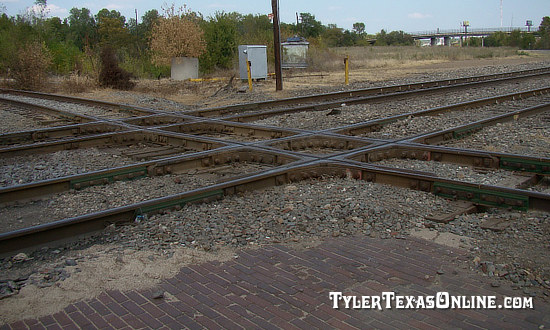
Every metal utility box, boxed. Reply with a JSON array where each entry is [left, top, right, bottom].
[[282, 37, 309, 69], [238, 45, 268, 80]]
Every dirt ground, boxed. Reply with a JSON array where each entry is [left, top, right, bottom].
[[1, 54, 550, 325], [71, 53, 550, 109]]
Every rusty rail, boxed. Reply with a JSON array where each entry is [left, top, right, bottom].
[[1, 68, 549, 255]]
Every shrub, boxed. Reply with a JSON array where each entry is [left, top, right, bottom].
[[98, 46, 135, 90], [9, 41, 52, 90], [60, 73, 95, 93], [149, 4, 206, 66]]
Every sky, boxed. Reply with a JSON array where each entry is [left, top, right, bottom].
[[0, 0, 548, 34]]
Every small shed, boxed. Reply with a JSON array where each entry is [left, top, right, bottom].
[[282, 37, 309, 69]]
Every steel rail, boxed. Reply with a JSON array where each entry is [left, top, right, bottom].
[[344, 143, 550, 175], [409, 102, 550, 145], [0, 146, 305, 205], [222, 72, 550, 123], [0, 96, 98, 123], [2, 93, 549, 205], [0, 127, 228, 157], [0, 89, 159, 116], [1, 160, 549, 255], [0, 122, 127, 146], [191, 67, 550, 118], [2, 67, 549, 121], [331, 87, 550, 136], [1, 69, 550, 255]]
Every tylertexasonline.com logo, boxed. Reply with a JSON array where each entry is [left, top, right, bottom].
[[329, 292, 533, 310]]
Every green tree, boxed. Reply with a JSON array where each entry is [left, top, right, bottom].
[[297, 13, 324, 38], [352, 22, 365, 36], [322, 24, 356, 47], [484, 31, 508, 47], [239, 13, 272, 44], [537, 16, 550, 49], [199, 11, 239, 73], [67, 8, 97, 50], [520, 33, 536, 49], [95, 9, 131, 48], [374, 29, 388, 45], [508, 30, 521, 47]]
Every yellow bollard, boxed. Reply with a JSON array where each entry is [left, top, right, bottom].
[[344, 55, 349, 85], [247, 60, 253, 91]]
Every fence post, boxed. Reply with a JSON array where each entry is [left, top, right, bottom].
[[247, 60, 253, 91], [344, 55, 349, 85]]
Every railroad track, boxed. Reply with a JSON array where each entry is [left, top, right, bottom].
[[1, 67, 550, 254]]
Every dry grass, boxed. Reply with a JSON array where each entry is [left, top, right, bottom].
[[308, 46, 523, 72], [43, 46, 549, 105], [59, 74, 97, 94]]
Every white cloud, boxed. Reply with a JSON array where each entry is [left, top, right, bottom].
[[47, 4, 68, 16], [408, 12, 432, 19], [106, 4, 124, 11], [26, 3, 68, 17]]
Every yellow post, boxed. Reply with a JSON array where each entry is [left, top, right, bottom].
[[246, 60, 253, 91], [344, 55, 349, 85]]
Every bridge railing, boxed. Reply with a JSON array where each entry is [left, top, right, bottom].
[[410, 27, 532, 38]]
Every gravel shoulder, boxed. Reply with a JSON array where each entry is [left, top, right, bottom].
[[441, 111, 550, 157]]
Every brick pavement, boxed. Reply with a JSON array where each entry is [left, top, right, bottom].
[[3, 235, 550, 329]]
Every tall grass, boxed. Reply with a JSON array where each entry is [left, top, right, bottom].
[[307, 46, 522, 71]]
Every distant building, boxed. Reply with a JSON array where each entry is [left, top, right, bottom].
[[281, 37, 309, 69]]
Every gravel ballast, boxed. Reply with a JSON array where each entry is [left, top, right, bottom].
[[0, 94, 135, 120], [441, 111, 550, 157], [374, 158, 523, 187], [0, 104, 74, 134], [1, 162, 274, 233], [252, 76, 550, 130], [0, 147, 138, 187]]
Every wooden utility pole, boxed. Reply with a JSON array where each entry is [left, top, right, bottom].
[[272, 0, 283, 91]]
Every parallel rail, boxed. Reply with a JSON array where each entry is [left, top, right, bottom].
[[1, 67, 549, 255], [1, 160, 549, 254]]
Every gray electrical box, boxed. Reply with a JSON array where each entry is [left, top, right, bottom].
[[238, 45, 268, 80]]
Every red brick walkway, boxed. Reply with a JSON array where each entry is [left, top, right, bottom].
[[4, 235, 550, 329]]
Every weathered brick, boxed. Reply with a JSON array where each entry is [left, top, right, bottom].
[[140, 302, 166, 319], [120, 300, 145, 316], [136, 312, 163, 329], [38, 316, 56, 326], [66, 311, 92, 328], [85, 313, 108, 329], [88, 299, 111, 317], [103, 314, 127, 329], [106, 291, 129, 304], [50, 312, 72, 328]]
